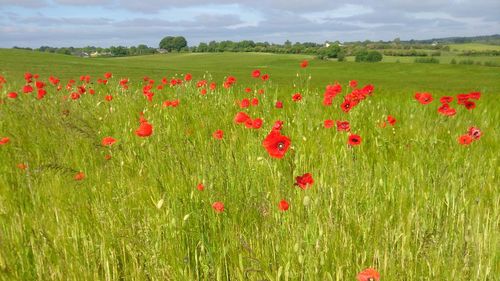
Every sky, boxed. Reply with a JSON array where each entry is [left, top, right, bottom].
[[0, 0, 499, 48]]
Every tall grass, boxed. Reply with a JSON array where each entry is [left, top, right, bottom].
[[0, 51, 499, 280]]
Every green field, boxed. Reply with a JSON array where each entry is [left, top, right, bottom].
[[448, 43, 500, 51], [0, 49, 499, 280]]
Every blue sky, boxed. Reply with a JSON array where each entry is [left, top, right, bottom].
[[0, 0, 499, 48]]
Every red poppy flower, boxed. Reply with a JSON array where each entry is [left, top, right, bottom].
[[184, 73, 192, 81], [324, 119, 334, 128], [0, 137, 10, 145], [349, 80, 358, 88], [35, 81, 45, 89], [438, 104, 457, 116], [104, 72, 113, 79], [278, 199, 289, 211], [35, 89, 46, 100], [251, 98, 259, 106], [295, 173, 314, 189], [467, 127, 482, 140], [74, 172, 85, 181], [464, 100, 476, 110], [24, 72, 33, 83], [300, 60, 309, 68], [336, 121, 350, 132], [357, 268, 380, 281], [23, 85, 33, 94], [415, 92, 433, 104], [234, 112, 250, 124], [275, 101, 283, 108], [258, 89, 265, 95], [17, 163, 27, 170], [439, 96, 454, 104], [261, 74, 269, 81], [212, 201, 224, 213], [200, 88, 207, 95], [135, 122, 153, 137], [272, 120, 284, 132], [323, 96, 333, 106], [209, 82, 216, 90], [262, 130, 291, 159], [197, 183, 204, 191], [171, 100, 180, 107], [341, 99, 354, 113], [71, 92, 80, 100], [104, 154, 112, 160], [7, 92, 18, 99], [292, 93, 302, 102], [105, 95, 113, 101], [252, 69, 261, 78], [213, 129, 224, 140], [240, 98, 250, 108], [348, 134, 362, 146], [456, 94, 470, 105], [468, 91, 481, 100], [387, 115, 396, 126], [458, 134, 472, 146], [102, 137, 117, 146], [89, 89, 95, 95], [252, 118, 263, 129], [245, 87, 252, 93], [244, 118, 253, 128]]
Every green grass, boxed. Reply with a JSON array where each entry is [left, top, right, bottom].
[[0, 49, 499, 280], [448, 43, 500, 51]]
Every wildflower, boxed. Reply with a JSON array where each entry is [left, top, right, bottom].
[[348, 134, 362, 146], [213, 130, 224, 140], [279, 199, 289, 211], [262, 131, 291, 159], [357, 268, 380, 281], [295, 173, 314, 189], [101, 137, 117, 146], [212, 201, 224, 213]]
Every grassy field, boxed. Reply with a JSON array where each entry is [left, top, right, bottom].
[[448, 43, 500, 51], [0, 49, 499, 280], [343, 43, 500, 65]]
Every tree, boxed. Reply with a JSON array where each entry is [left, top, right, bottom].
[[159, 36, 187, 52], [355, 50, 383, 62]]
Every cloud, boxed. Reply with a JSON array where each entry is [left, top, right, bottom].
[[0, 0, 47, 8], [53, 0, 112, 5], [0, 0, 498, 47]]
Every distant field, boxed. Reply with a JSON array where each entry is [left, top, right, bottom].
[[0, 49, 499, 280], [2, 49, 499, 93], [448, 43, 500, 51]]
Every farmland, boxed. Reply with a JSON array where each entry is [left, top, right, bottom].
[[0, 49, 499, 280]]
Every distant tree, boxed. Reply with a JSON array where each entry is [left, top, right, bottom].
[[197, 42, 208, 52], [355, 50, 383, 62], [172, 36, 187, 51], [317, 44, 342, 59], [159, 36, 187, 52], [110, 46, 129, 56], [337, 50, 346, 62], [56, 48, 71, 55]]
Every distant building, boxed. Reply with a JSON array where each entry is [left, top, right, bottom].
[[73, 51, 90, 58], [157, 48, 168, 54], [325, 41, 343, 47]]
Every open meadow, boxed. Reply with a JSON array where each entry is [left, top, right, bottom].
[[0, 49, 499, 280]]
